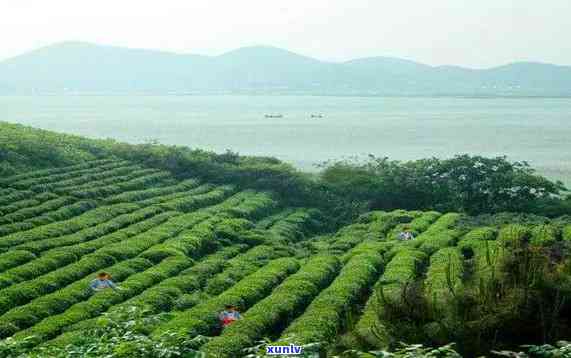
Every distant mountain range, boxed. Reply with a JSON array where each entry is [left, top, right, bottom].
[[0, 42, 570, 96]]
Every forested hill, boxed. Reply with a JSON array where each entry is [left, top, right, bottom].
[[1, 42, 571, 96]]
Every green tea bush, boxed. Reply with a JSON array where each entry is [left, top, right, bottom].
[[0, 258, 152, 339], [388, 211, 442, 240], [265, 208, 324, 243], [497, 224, 531, 248], [202, 255, 341, 357], [104, 178, 200, 204], [390, 213, 461, 255], [530, 224, 560, 246], [355, 249, 427, 347], [0, 200, 97, 237], [280, 246, 384, 345], [461, 226, 496, 242], [0, 250, 36, 273], [28, 164, 141, 192], [457, 237, 505, 284], [341, 241, 393, 263], [0, 196, 75, 225], [0, 159, 115, 187], [68, 171, 171, 199], [0, 190, 35, 207], [0, 198, 42, 217], [563, 225, 571, 242], [0, 208, 220, 314], [101, 245, 248, 316], [424, 247, 464, 312], [137, 183, 216, 206], [8, 160, 128, 190], [203, 245, 280, 296], [0, 203, 137, 249], [16, 205, 166, 255], [255, 208, 296, 229], [152, 257, 300, 337], [159, 185, 236, 212], [1, 306, 205, 358], [13, 256, 193, 344]]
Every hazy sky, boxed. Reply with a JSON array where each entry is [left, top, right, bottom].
[[1, 0, 570, 68]]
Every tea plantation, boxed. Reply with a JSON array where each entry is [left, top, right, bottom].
[[0, 124, 570, 357]]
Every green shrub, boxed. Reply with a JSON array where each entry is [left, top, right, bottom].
[[17, 205, 166, 255], [0, 198, 41, 217], [69, 171, 172, 199], [0, 250, 36, 273], [0, 159, 115, 187], [8, 161, 128, 190], [13, 256, 193, 343], [0, 203, 138, 249], [1, 306, 205, 357], [202, 255, 341, 357], [0, 258, 152, 339], [354, 249, 427, 347], [137, 183, 216, 206], [497, 224, 531, 248], [530, 224, 560, 246], [457, 237, 506, 284], [104, 178, 200, 204], [461, 226, 496, 241], [0, 196, 76, 225], [0, 200, 98, 238], [280, 246, 384, 345], [388, 211, 442, 240], [61, 246, 247, 334], [0, 190, 35, 208], [265, 208, 324, 243], [158, 185, 236, 212], [29, 164, 141, 193], [424, 247, 464, 313], [563, 225, 571, 242], [152, 258, 300, 337], [203, 245, 280, 296]]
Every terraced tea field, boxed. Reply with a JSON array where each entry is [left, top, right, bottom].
[[0, 158, 569, 357]]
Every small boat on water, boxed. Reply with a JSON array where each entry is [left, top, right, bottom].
[[310, 114, 324, 118], [264, 114, 283, 118]]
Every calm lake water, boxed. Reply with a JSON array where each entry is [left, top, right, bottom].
[[2, 95, 570, 186]]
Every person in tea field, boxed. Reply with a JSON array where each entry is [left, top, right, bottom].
[[219, 304, 242, 328], [89, 272, 120, 292], [398, 227, 415, 241]]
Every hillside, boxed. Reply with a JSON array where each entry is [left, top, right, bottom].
[[1, 42, 571, 96], [0, 123, 570, 357]]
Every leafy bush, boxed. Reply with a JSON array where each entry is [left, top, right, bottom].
[[0, 306, 206, 357], [68, 171, 172, 199], [0, 257, 152, 340], [0, 196, 76, 225], [16, 205, 166, 255], [0, 250, 37, 272], [0, 159, 115, 187], [12, 256, 193, 344], [0, 203, 137, 249], [319, 155, 566, 216], [152, 258, 300, 337], [202, 255, 341, 357], [104, 178, 200, 204], [280, 245, 384, 345], [530, 224, 560, 246], [7, 160, 128, 190], [493, 341, 571, 357]]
